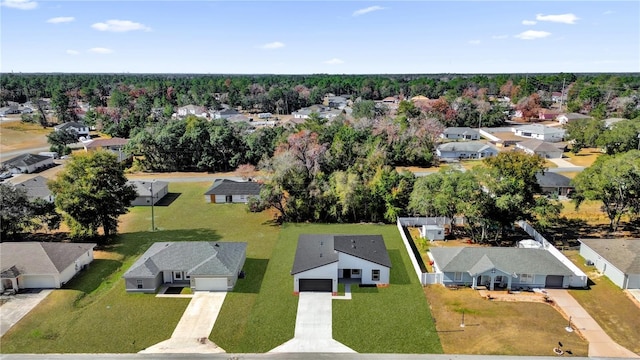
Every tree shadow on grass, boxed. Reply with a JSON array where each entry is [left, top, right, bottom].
[[388, 249, 411, 285], [234, 258, 269, 294]]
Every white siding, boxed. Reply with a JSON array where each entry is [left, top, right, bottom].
[[580, 243, 627, 289], [294, 262, 338, 293], [338, 253, 390, 285]]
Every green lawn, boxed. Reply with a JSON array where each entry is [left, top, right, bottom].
[[2, 182, 442, 353]]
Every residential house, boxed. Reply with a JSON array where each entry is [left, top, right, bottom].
[[204, 179, 262, 203], [538, 109, 560, 121], [177, 105, 208, 118], [512, 124, 565, 143], [557, 113, 592, 125], [323, 95, 349, 109], [213, 108, 240, 119], [604, 118, 628, 129], [0, 105, 20, 116], [551, 92, 566, 104], [515, 139, 564, 159], [429, 247, 575, 290], [291, 105, 338, 119], [13, 176, 54, 202], [257, 112, 273, 119], [128, 180, 169, 206], [83, 137, 130, 162], [54, 121, 90, 138], [291, 234, 391, 294], [535, 172, 574, 197], [579, 238, 640, 289], [0, 242, 95, 292], [1, 154, 54, 174], [436, 141, 498, 160], [440, 127, 481, 141], [123, 241, 247, 292]]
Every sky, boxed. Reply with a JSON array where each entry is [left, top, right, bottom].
[[1, 0, 639, 74]]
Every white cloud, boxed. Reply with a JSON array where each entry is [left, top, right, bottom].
[[259, 41, 285, 50], [492, 35, 508, 39], [603, 10, 614, 15], [536, 13, 579, 24], [1, 0, 37, 10], [353, 5, 384, 17], [324, 58, 344, 65], [89, 47, 113, 54], [522, 20, 537, 25], [515, 30, 552, 40], [91, 19, 151, 32], [468, 40, 481, 45], [47, 16, 75, 24], [66, 50, 79, 55]]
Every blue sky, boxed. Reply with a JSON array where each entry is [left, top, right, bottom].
[[1, 1, 638, 74]]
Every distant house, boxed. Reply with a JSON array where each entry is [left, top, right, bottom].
[[515, 139, 564, 159], [324, 95, 349, 109], [177, 105, 208, 118], [0, 105, 20, 116], [440, 127, 481, 141], [1, 154, 54, 174], [123, 241, 247, 293], [512, 124, 565, 143], [54, 121, 90, 138], [436, 141, 498, 160], [429, 247, 575, 290], [213, 108, 240, 119], [603, 118, 628, 129], [204, 179, 262, 204], [128, 180, 169, 206], [257, 112, 273, 119], [535, 172, 573, 197], [291, 234, 391, 294], [551, 92, 565, 103], [538, 109, 560, 120], [557, 113, 592, 125], [83, 138, 130, 162], [13, 176, 54, 202], [0, 242, 96, 291], [579, 238, 640, 289]]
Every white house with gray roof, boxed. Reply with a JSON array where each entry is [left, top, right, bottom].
[[579, 238, 640, 289], [128, 180, 169, 206], [204, 179, 262, 203], [512, 124, 565, 143], [291, 234, 391, 294], [0, 242, 96, 292], [2, 153, 54, 174], [429, 247, 575, 290], [516, 139, 564, 159], [436, 141, 498, 160], [12, 176, 54, 202], [440, 127, 481, 141], [123, 241, 247, 293]]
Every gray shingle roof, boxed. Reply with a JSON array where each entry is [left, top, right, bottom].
[[123, 242, 247, 278], [437, 141, 497, 153], [535, 172, 572, 188], [443, 127, 480, 136], [0, 242, 96, 276], [54, 121, 87, 131], [515, 124, 565, 135], [430, 247, 574, 276], [13, 176, 52, 200], [579, 238, 640, 274], [2, 153, 51, 167], [127, 180, 169, 197], [204, 179, 262, 196], [291, 234, 391, 274], [517, 139, 563, 153]]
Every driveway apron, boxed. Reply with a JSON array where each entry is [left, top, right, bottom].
[[546, 289, 639, 358], [270, 292, 355, 353], [139, 291, 227, 354]]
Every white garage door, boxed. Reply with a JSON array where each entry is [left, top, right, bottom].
[[22, 275, 57, 288], [194, 277, 227, 291]]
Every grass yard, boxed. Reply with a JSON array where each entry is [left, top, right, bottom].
[[564, 251, 640, 355], [424, 286, 588, 356], [564, 147, 602, 167], [1, 182, 280, 353], [0, 120, 51, 158]]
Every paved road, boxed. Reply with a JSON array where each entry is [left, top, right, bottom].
[[0, 353, 600, 359], [546, 289, 639, 358]]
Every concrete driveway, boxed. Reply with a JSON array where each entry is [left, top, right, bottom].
[[546, 289, 639, 358], [270, 292, 355, 353], [0, 289, 53, 337], [140, 292, 227, 354]]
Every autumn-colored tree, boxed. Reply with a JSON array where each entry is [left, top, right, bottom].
[[516, 93, 542, 121]]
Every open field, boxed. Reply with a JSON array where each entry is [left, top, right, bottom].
[[0, 120, 51, 159], [424, 285, 588, 356], [564, 251, 640, 355]]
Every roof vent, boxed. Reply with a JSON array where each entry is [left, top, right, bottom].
[[320, 253, 323, 257], [214, 243, 220, 247]]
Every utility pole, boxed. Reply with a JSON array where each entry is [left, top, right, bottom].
[[149, 181, 155, 232], [560, 78, 566, 112]]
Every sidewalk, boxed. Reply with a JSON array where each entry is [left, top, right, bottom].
[[546, 289, 639, 358]]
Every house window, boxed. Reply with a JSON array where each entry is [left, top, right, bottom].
[[520, 273, 533, 283], [351, 269, 360, 275], [454, 272, 463, 281], [174, 272, 182, 280], [137, 280, 143, 289], [372, 269, 380, 281]]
